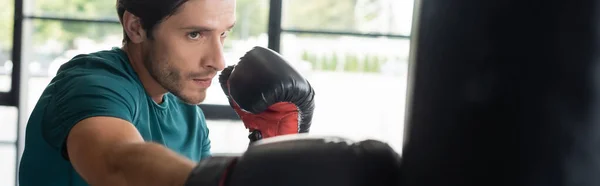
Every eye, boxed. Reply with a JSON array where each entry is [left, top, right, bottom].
[[188, 32, 202, 40], [220, 31, 230, 38]]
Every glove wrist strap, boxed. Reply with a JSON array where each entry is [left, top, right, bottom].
[[248, 130, 263, 143]]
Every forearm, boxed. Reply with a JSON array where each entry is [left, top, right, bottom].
[[107, 142, 195, 186]]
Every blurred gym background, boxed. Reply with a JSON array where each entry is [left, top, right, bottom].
[[0, 0, 415, 185]]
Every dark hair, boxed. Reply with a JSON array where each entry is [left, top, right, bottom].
[[116, 0, 190, 43]]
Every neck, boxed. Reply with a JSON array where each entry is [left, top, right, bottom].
[[122, 43, 167, 104]]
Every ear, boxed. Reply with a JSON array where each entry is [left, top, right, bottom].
[[122, 11, 147, 44]]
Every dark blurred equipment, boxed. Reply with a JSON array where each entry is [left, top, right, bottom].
[[400, 0, 600, 185]]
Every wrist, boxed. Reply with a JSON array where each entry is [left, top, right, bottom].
[[108, 142, 196, 186]]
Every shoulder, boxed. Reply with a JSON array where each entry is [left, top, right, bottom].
[[54, 48, 138, 85], [48, 48, 143, 99], [43, 48, 145, 119]]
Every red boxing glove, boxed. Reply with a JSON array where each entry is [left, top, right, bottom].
[[218, 46, 315, 142]]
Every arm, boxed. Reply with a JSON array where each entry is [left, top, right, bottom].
[[42, 71, 196, 186], [67, 116, 196, 186]]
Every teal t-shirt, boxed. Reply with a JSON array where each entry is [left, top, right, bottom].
[[18, 47, 211, 186]]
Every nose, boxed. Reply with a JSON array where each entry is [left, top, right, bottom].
[[202, 36, 226, 71]]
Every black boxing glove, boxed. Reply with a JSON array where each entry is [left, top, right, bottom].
[[184, 135, 402, 186], [219, 46, 316, 142]]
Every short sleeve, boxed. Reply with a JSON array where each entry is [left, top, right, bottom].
[[200, 130, 212, 159], [42, 74, 139, 157], [197, 109, 212, 159]]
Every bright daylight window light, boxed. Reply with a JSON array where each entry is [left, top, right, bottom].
[[0, 1, 415, 185]]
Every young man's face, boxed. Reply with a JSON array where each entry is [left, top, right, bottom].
[[143, 0, 236, 104]]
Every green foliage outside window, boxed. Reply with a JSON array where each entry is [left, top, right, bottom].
[[301, 49, 399, 73], [0, 0, 402, 75]]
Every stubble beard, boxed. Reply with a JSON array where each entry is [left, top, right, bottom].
[[142, 45, 206, 105]]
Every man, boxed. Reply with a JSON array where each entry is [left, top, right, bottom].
[[17, 0, 317, 185]]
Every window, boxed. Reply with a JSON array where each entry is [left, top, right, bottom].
[[0, 106, 17, 186], [26, 0, 117, 19], [0, 0, 14, 92], [206, 120, 248, 153], [282, 0, 414, 36], [278, 0, 412, 152], [0, 144, 16, 186], [278, 34, 409, 152], [0, 106, 18, 143], [0, 0, 17, 185]]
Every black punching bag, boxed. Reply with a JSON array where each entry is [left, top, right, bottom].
[[400, 0, 600, 185]]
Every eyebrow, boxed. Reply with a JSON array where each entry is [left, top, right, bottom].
[[228, 22, 236, 30], [180, 22, 236, 32]]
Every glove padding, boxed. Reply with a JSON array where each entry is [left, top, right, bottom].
[[184, 134, 402, 186], [219, 46, 316, 142]]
